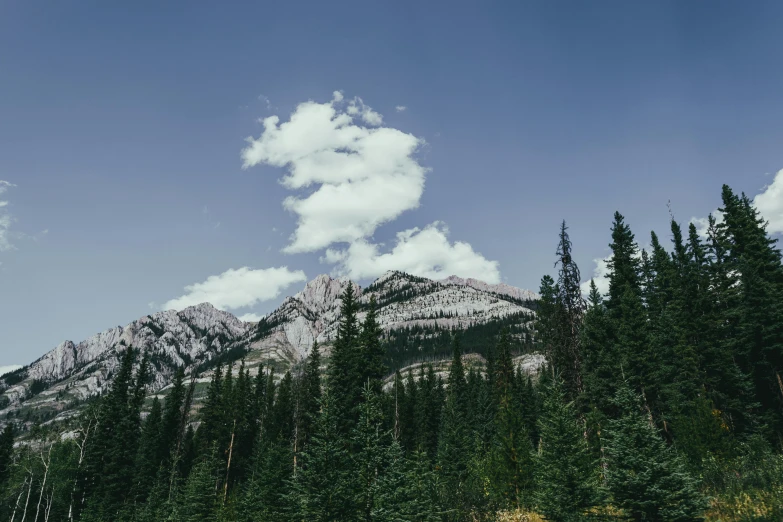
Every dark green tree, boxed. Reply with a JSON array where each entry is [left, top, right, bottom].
[[534, 378, 601, 521], [603, 384, 708, 522], [329, 284, 364, 435], [288, 389, 358, 521]]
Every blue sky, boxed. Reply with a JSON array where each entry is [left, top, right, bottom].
[[1, 0, 783, 368]]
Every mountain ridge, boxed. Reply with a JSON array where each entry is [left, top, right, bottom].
[[0, 270, 539, 429]]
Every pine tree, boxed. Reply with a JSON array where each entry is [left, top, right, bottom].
[[536, 274, 562, 376], [606, 213, 652, 406], [720, 186, 783, 438], [554, 221, 587, 399], [437, 335, 472, 520], [196, 364, 224, 454], [0, 424, 14, 492], [80, 346, 148, 518], [160, 368, 186, 469], [178, 453, 219, 522], [489, 331, 534, 510], [329, 284, 364, 435], [132, 397, 163, 502], [360, 295, 386, 395], [353, 385, 389, 521], [400, 368, 418, 453], [534, 378, 601, 522], [288, 389, 358, 521], [603, 384, 708, 522], [703, 213, 758, 436], [299, 341, 322, 450]]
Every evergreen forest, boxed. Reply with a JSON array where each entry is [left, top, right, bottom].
[[1, 183, 782, 521]]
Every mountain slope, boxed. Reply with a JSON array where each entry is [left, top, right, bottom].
[[0, 270, 538, 428]]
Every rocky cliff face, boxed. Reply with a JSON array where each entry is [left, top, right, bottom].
[[1, 304, 251, 414], [0, 271, 538, 427], [243, 270, 536, 362]]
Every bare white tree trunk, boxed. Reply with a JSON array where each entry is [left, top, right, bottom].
[[44, 487, 55, 522], [20, 468, 34, 522], [33, 445, 53, 522], [10, 476, 28, 522], [68, 414, 96, 522]]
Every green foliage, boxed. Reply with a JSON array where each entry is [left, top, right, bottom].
[[288, 389, 359, 521], [534, 379, 601, 522], [3, 182, 783, 522], [603, 384, 708, 521]]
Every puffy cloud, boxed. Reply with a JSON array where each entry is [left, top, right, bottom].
[[753, 168, 783, 235], [689, 168, 783, 238], [580, 255, 612, 297], [238, 313, 265, 323], [689, 211, 724, 240], [395, 105, 407, 112], [0, 181, 15, 252], [324, 222, 501, 284], [241, 92, 428, 253], [579, 243, 650, 298], [163, 266, 307, 312], [0, 365, 22, 377]]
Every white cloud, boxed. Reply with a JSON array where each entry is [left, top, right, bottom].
[[241, 92, 428, 253], [395, 105, 407, 113], [580, 255, 611, 297], [238, 313, 265, 323], [689, 211, 724, 240], [324, 222, 501, 284], [754, 168, 783, 235], [579, 243, 650, 298], [0, 365, 22, 377], [0, 181, 16, 252], [163, 266, 307, 311]]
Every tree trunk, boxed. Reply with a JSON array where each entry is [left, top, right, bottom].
[[34, 445, 53, 522], [223, 419, 236, 504], [10, 476, 28, 522]]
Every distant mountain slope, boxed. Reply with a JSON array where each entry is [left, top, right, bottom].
[[0, 271, 538, 428]]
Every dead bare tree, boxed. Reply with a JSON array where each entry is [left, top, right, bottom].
[[68, 410, 97, 522]]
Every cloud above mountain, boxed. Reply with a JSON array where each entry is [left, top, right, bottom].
[[162, 266, 306, 312], [241, 91, 427, 254], [324, 222, 501, 283], [241, 90, 502, 283]]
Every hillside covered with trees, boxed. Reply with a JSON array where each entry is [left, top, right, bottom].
[[0, 183, 781, 521]]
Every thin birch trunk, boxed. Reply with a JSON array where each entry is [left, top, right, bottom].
[[34, 444, 53, 522], [223, 419, 236, 504], [10, 476, 28, 522]]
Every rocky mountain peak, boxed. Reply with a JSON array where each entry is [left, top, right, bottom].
[[440, 275, 540, 302]]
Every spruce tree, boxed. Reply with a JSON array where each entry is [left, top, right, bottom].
[[534, 378, 601, 522], [720, 186, 783, 438], [360, 295, 386, 394], [489, 331, 534, 510], [178, 453, 219, 522], [703, 213, 758, 436], [606, 212, 652, 406], [554, 220, 587, 399], [298, 341, 322, 450], [0, 424, 14, 493], [288, 389, 358, 521], [353, 385, 389, 521], [329, 283, 364, 435], [437, 335, 472, 520], [132, 397, 163, 502], [603, 384, 708, 521]]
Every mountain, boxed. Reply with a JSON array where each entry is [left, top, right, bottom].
[[0, 270, 539, 428]]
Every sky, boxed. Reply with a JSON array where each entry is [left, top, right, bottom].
[[1, 1, 783, 369]]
